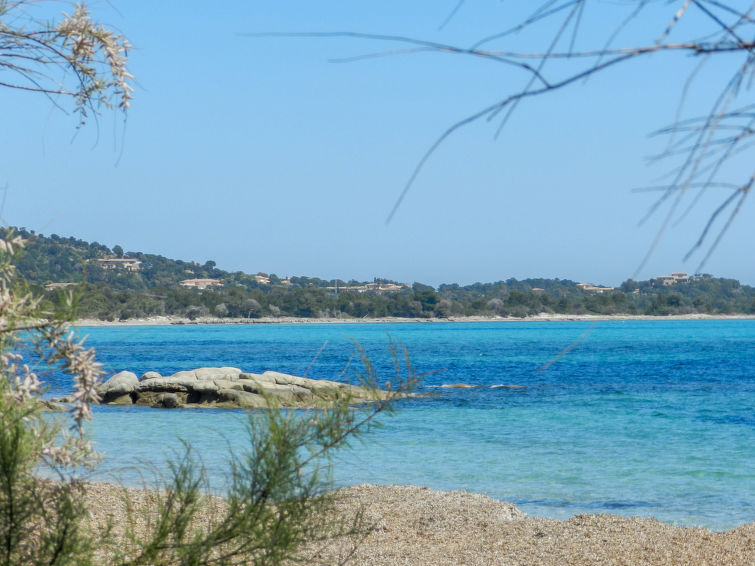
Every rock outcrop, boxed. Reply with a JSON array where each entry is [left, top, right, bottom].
[[93, 367, 391, 409]]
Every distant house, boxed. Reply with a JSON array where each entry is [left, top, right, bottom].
[[652, 272, 689, 287], [95, 258, 142, 271], [254, 273, 270, 285], [376, 283, 408, 293], [577, 282, 614, 294], [325, 282, 409, 294], [653, 275, 676, 286], [179, 278, 223, 290]]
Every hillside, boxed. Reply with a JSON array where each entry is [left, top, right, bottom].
[[7, 227, 755, 321]]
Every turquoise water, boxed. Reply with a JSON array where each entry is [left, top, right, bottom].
[[55, 321, 754, 531]]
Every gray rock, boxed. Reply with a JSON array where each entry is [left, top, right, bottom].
[[240, 372, 275, 384], [107, 394, 135, 405], [192, 367, 242, 381], [266, 371, 309, 387], [234, 381, 263, 394], [140, 371, 162, 381], [191, 380, 222, 394], [96, 366, 393, 410], [216, 388, 267, 409], [156, 393, 181, 409], [138, 379, 190, 393], [168, 370, 199, 383], [99, 371, 139, 402]]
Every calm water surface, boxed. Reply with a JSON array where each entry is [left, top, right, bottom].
[[53, 321, 754, 531]]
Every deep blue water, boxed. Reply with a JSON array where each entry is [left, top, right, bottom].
[[49, 320, 754, 531]]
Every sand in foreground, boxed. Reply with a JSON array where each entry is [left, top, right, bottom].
[[84, 483, 753, 566]]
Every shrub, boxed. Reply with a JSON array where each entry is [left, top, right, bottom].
[[0, 234, 415, 565]]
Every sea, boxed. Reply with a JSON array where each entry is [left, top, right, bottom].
[[46, 320, 754, 531]]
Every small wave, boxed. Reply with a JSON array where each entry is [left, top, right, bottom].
[[521, 498, 651, 511], [431, 383, 525, 389]]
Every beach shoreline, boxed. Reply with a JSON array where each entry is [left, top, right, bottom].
[[72, 313, 755, 327], [83, 481, 754, 565]]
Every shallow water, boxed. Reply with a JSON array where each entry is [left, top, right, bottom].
[[55, 320, 754, 531]]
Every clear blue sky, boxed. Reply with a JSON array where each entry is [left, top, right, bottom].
[[2, 1, 752, 287]]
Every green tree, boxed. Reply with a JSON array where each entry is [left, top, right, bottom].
[[0, 235, 103, 566], [412, 282, 439, 315]]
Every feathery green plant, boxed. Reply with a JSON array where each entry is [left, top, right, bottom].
[[0, 232, 415, 565]]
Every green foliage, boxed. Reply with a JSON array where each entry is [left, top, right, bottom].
[[0, 386, 90, 566], [9, 227, 755, 320], [1, 241, 414, 565], [0, 233, 103, 565]]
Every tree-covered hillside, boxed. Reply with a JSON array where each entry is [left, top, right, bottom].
[[8, 227, 755, 320]]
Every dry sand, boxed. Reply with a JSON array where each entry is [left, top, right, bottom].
[[83, 482, 754, 565]]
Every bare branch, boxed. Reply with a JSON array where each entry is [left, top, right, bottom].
[[248, 31, 552, 87], [693, 176, 752, 270], [438, 0, 466, 31], [657, 0, 693, 44], [0, 1, 133, 124], [257, 1, 755, 265]]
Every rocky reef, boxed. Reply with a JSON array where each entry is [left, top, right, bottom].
[[91, 367, 391, 409]]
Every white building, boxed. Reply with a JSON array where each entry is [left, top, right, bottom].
[[179, 278, 223, 290]]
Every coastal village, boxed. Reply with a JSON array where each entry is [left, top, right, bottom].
[[56, 253, 696, 296], [576, 272, 694, 294], [45, 258, 698, 297], [25, 228, 751, 321]]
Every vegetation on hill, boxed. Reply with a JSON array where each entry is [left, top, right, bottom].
[[8, 227, 755, 320]]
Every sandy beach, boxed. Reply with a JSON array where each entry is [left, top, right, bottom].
[[83, 482, 754, 565], [73, 313, 755, 327]]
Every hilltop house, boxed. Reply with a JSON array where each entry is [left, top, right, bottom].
[[652, 272, 690, 286], [179, 278, 223, 290], [576, 283, 614, 294], [325, 282, 408, 294], [95, 258, 142, 271], [254, 273, 270, 285]]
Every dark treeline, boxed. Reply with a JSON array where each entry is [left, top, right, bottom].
[[8, 227, 755, 320]]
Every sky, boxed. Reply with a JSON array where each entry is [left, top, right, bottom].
[[2, 1, 753, 287]]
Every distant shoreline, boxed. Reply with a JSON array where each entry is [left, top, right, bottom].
[[73, 313, 755, 327]]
